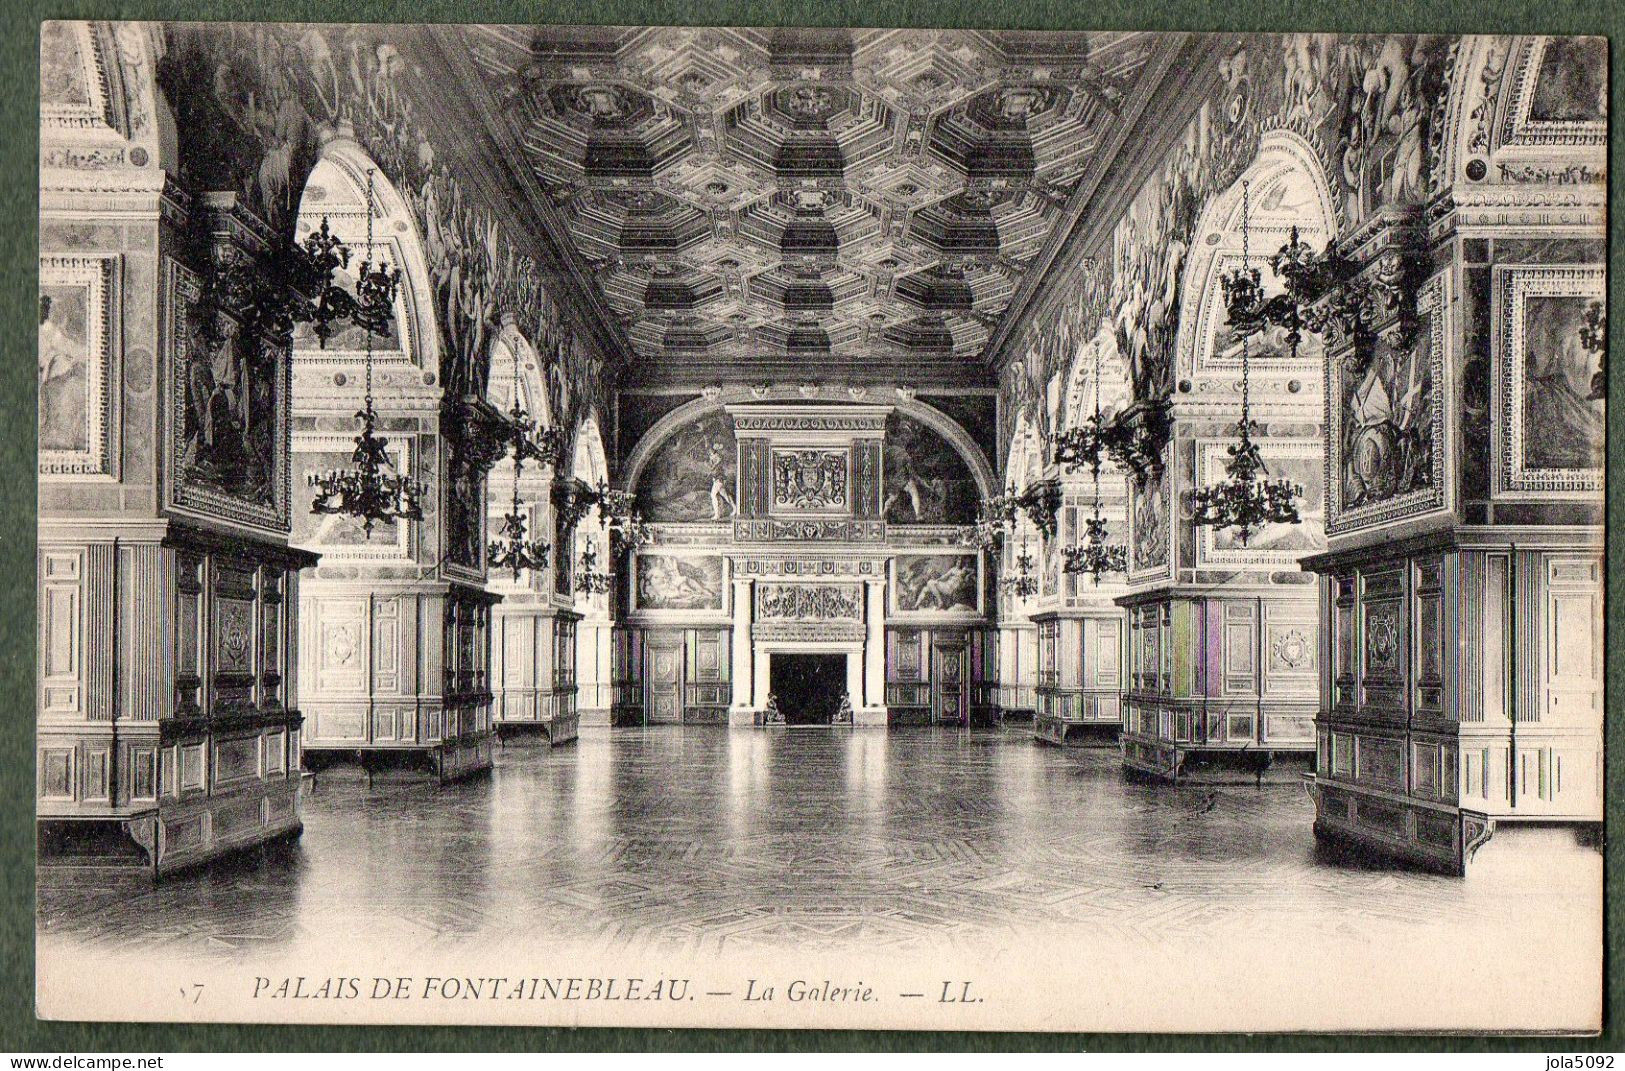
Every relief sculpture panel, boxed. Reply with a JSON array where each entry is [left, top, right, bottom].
[[772, 449, 849, 513]]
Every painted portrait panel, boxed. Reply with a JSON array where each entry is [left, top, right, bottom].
[[445, 459, 483, 570], [38, 286, 92, 455], [893, 554, 980, 615], [1492, 266, 1604, 501], [883, 414, 977, 525], [178, 320, 279, 509], [1338, 310, 1435, 511], [1041, 531, 1060, 598], [1131, 466, 1169, 574], [1522, 295, 1604, 472], [635, 554, 725, 612], [166, 258, 288, 531], [639, 412, 737, 522], [1528, 37, 1607, 123]]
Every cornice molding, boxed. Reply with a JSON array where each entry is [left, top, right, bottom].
[[981, 34, 1229, 374]]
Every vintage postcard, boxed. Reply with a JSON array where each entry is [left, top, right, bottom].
[[35, 19, 1605, 1033]]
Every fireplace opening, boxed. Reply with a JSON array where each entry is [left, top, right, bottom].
[[769, 653, 846, 725]]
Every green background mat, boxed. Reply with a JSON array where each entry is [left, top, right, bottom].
[[3, 0, 1621, 1052]]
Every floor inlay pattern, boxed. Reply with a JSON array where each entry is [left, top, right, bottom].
[[38, 727, 1595, 961]]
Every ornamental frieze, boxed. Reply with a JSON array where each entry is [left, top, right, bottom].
[[730, 414, 888, 434], [732, 558, 884, 577], [732, 519, 886, 543], [755, 583, 863, 622]]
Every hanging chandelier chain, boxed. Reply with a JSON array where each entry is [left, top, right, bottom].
[[308, 163, 423, 538], [364, 169, 376, 415], [1189, 174, 1304, 548], [1239, 178, 1251, 442]]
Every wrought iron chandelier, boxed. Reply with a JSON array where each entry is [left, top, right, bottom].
[[960, 482, 1022, 550], [1003, 534, 1039, 600], [575, 537, 613, 596], [1193, 179, 1302, 547], [487, 329, 556, 579], [308, 169, 424, 537], [1062, 331, 1127, 584]]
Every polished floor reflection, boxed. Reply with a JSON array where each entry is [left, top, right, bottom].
[[38, 727, 1597, 962]]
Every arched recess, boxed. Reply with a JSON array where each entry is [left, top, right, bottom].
[[1171, 128, 1340, 395], [994, 408, 1047, 716], [1060, 324, 1133, 434], [1000, 410, 1050, 608], [1055, 325, 1133, 586], [568, 415, 615, 721], [484, 320, 555, 591], [289, 139, 443, 560], [622, 391, 997, 505], [564, 414, 612, 603], [290, 138, 442, 389]]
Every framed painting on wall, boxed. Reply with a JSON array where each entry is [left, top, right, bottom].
[[631, 552, 729, 616], [1491, 264, 1604, 501], [889, 551, 983, 618]]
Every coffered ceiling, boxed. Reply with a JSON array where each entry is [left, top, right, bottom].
[[439, 26, 1184, 384]]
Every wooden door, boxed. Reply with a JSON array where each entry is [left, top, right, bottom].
[[645, 633, 684, 724], [933, 642, 968, 725]]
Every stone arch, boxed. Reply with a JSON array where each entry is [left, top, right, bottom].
[[291, 137, 442, 390], [622, 389, 995, 503], [484, 320, 557, 590], [1171, 128, 1340, 390], [288, 140, 444, 557], [572, 413, 611, 488], [1060, 324, 1133, 434], [1003, 408, 1047, 493], [486, 318, 553, 430], [567, 415, 613, 614]]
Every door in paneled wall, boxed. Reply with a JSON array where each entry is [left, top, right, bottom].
[[933, 642, 968, 726], [645, 634, 684, 724]]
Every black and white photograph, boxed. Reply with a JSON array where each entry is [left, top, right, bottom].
[[29, 15, 1610, 1040]]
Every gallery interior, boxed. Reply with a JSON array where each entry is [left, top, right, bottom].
[[37, 22, 1604, 939]]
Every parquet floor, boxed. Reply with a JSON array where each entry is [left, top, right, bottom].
[[37, 727, 1597, 962]]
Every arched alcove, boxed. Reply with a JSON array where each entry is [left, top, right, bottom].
[[1173, 129, 1339, 394], [485, 320, 555, 593], [567, 413, 612, 610], [289, 139, 443, 562]]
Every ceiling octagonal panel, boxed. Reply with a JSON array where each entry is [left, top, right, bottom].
[[457, 25, 1170, 371]]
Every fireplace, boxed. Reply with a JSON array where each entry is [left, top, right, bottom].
[[769, 653, 847, 725]]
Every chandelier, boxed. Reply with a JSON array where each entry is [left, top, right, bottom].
[[309, 169, 424, 536], [1017, 478, 1064, 541], [592, 479, 637, 529], [575, 538, 613, 596], [1193, 179, 1302, 547], [1219, 175, 1421, 377], [959, 482, 1022, 550], [1003, 535, 1039, 600], [486, 329, 561, 579], [1061, 329, 1128, 584]]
